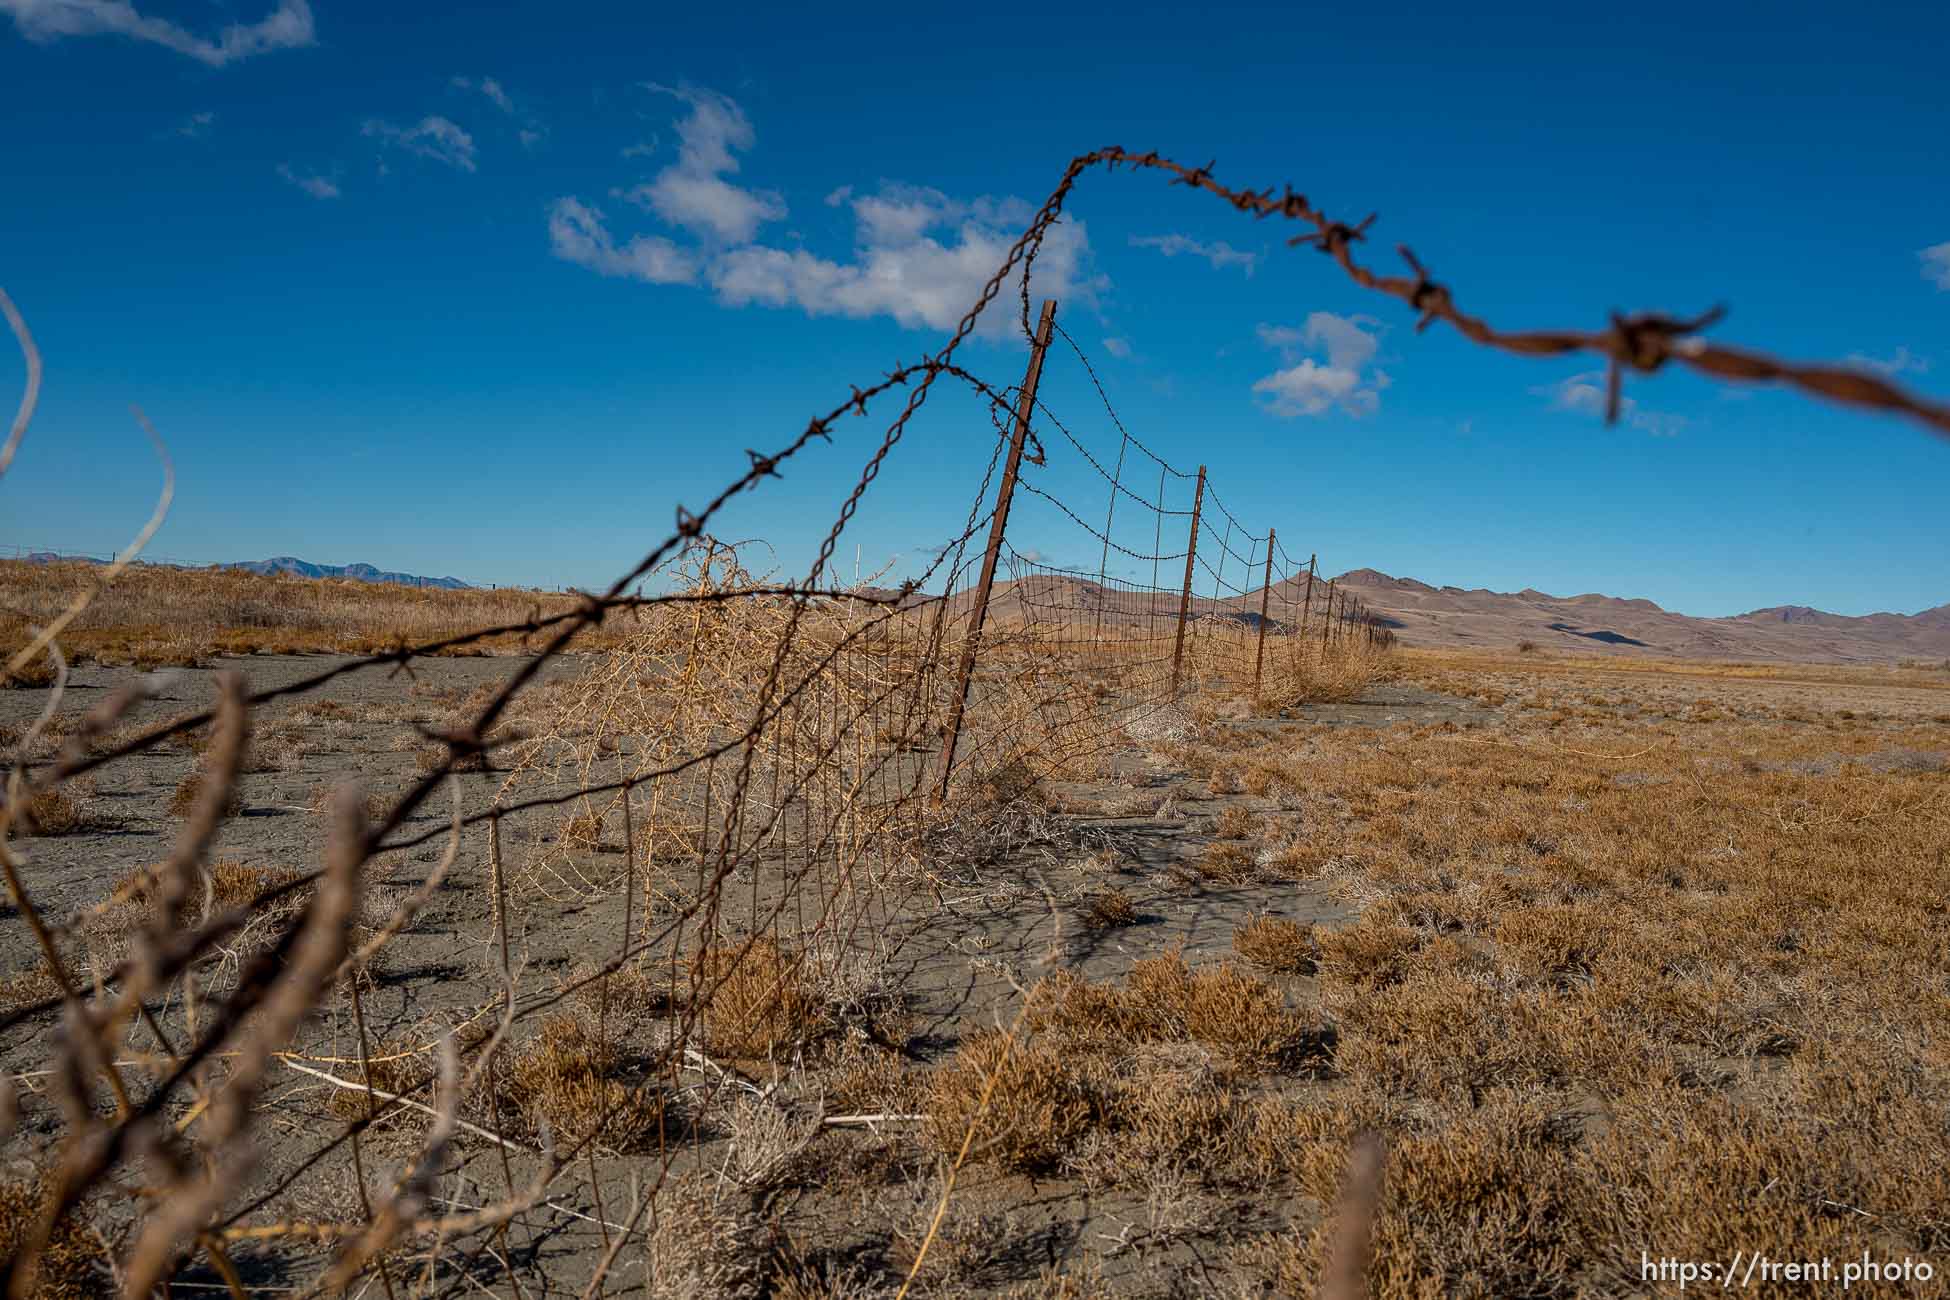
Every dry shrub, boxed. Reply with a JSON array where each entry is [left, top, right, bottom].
[[561, 807, 605, 850], [306, 783, 388, 822], [169, 768, 242, 819], [1212, 804, 1261, 839], [1233, 914, 1320, 974], [925, 1031, 1095, 1172], [207, 859, 306, 911], [1127, 956, 1334, 1071], [1244, 1100, 1580, 1299], [693, 937, 827, 1059], [0, 964, 64, 1014], [0, 1176, 111, 1298], [508, 1013, 670, 1152], [14, 787, 86, 836], [1027, 955, 1331, 1074], [825, 1041, 930, 1115], [1195, 840, 1260, 885], [324, 1044, 430, 1126], [1078, 888, 1136, 929], [1314, 917, 1425, 989], [568, 960, 675, 1022], [1, 656, 56, 688], [721, 1093, 823, 1191]]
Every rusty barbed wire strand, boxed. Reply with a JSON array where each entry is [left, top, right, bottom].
[[1081, 147, 1950, 439]]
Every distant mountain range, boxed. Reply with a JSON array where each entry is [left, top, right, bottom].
[[20, 551, 470, 590], [221, 556, 471, 589], [1326, 568, 1950, 664]]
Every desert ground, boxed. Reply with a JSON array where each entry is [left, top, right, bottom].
[[4, 585, 1948, 1297]]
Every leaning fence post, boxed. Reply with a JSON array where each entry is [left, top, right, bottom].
[[1253, 526, 1274, 694], [1322, 579, 1336, 648], [1300, 553, 1316, 640], [1169, 465, 1207, 695], [933, 298, 1058, 804]]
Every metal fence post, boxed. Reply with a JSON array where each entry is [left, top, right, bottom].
[[1169, 465, 1207, 695], [1321, 579, 1336, 647], [933, 298, 1058, 804], [1300, 553, 1316, 640], [1253, 527, 1274, 693]]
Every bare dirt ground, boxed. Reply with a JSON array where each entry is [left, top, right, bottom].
[[5, 647, 1948, 1296]]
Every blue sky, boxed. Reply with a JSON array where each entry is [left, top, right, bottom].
[[1, 0, 1946, 616]]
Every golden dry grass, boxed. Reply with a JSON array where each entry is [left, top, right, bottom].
[[0, 557, 632, 664]]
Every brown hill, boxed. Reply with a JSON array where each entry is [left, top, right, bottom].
[[1328, 570, 1950, 665]]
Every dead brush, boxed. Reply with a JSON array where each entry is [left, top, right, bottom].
[[1077, 888, 1137, 929], [505, 1012, 673, 1152], [560, 805, 606, 851], [11, 786, 94, 836], [1194, 840, 1260, 885], [1212, 804, 1261, 839], [1027, 954, 1332, 1074], [638, 1172, 767, 1299], [0, 1176, 111, 1298], [1, 654, 56, 688], [1234, 914, 1321, 974], [306, 782, 388, 822], [924, 1031, 1096, 1173], [568, 959, 676, 1022], [693, 936, 829, 1059], [0, 964, 64, 1014], [169, 767, 242, 819]]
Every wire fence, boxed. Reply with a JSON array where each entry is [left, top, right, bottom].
[[2, 139, 1947, 1296]]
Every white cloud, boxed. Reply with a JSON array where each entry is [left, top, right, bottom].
[[276, 163, 339, 200], [1103, 337, 1131, 359], [1846, 345, 1930, 377], [1251, 313, 1385, 417], [1921, 241, 1950, 291], [1131, 233, 1258, 276], [0, 0, 313, 65], [627, 82, 785, 243], [707, 188, 1101, 338], [621, 137, 659, 159], [519, 128, 544, 151], [547, 198, 697, 284], [362, 116, 477, 173], [550, 86, 1103, 339], [1531, 370, 1688, 437], [451, 75, 514, 114]]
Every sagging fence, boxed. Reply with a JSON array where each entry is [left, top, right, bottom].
[[3, 136, 1948, 1297]]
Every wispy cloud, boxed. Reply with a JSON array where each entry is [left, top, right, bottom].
[[451, 75, 514, 114], [170, 110, 216, 139], [1844, 345, 1930, 377], [1130, 233, 1258, 276], [362, 116, 478, 173], [550, 86, 1105, 340], [0, 0, 313, 66], [1531, 370, 1688, 437], [1921, 241, 1950, 290], [547, 198, 697, 284], [621, 137, 658, 159], [1103, 337, 1131, 359], [1251, 313, 1387, 417], [617, 83, 786, 244], [276, 163, 339, 200]]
